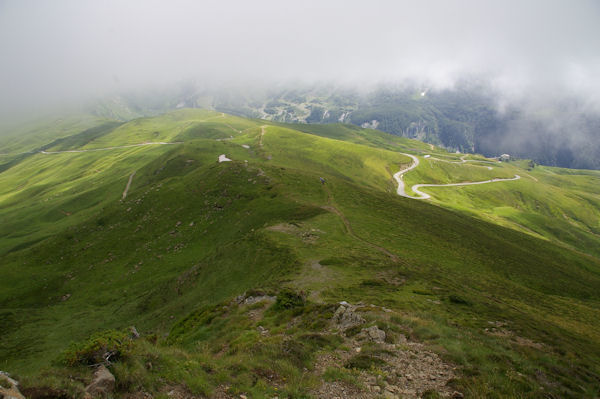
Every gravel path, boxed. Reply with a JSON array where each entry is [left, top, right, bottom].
[[393, 154, 420, 197], [394, 153, 520, 200], [410, 175, 521, 199]]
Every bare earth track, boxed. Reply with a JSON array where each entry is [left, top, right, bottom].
[[122, 171, 136, 200], [40, 142, 181, 154]]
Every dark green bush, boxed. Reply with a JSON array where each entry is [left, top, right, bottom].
[[281, 339, 310, 367], [422, 389, 443, 399], [61, 329, 132, 366], [168, 304, 227, 343], [449, 295, 471, 305], [345, 353, 385, 370], [274, 289, 305, 310]]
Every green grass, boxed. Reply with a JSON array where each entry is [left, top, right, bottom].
[[414, 162, 600, 257], [0, 114, 111, 154], [1, 109, 599, 397]]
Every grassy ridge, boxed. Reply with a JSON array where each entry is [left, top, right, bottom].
[[0, 110, 599, 397], [0, 114, 110, 155]]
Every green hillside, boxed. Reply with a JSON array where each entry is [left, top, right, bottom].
[[1, 110, 599, 398], [207, 84, 600, 170]]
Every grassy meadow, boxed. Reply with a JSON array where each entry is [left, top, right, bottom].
[[1, 109, 599, 398]]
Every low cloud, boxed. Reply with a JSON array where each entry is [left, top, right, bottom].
[[0, 0, 599, 116]]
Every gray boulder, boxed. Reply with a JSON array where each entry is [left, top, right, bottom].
[[332, 304, 365, 331], [357, 325, 386, 343], [85, 365, 115, 397], [0, 372, 25, 399]]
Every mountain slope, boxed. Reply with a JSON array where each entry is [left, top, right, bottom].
[[204, 84, 600, 170], [1, 110, 599, 398]]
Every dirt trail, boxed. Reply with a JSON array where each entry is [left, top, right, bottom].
[[224, 124, 241, 134], [428, 154, 497, 165], [218, 113, 243, 134], [257, 125, 273, 160], [321, 185, 399, 262], [40, 142, 181, 154], [259, 125, 267, 147], [523, 172, 539, 182], [394, 153, 520, 200], [122, 172, 136, 199], [321, 205, 398, 262]]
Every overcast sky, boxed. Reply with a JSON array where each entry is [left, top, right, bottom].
[[1, 0, 599, 114]]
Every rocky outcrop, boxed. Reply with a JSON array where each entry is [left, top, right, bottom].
[[129, 326, 140, 339], [0, 372, 25, 399], [84, 365, 115, 398], [331, 302, 365, 331], [357, 325, 386, 343], [235, 293, 276, 306]]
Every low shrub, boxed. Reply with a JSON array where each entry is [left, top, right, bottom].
[[421, 389, 443, 398], [345, 353, 385, 370], [274, 289, 305, 310], [0, 376, 12, 389], [449, 295, 471, 305], [61, 329, 133, 366]]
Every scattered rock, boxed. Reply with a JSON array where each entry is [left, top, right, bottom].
[[0, 372, 25, 399], [20, 387, 69, 399], [257, 326, 270, 336], [211, 385, 235, 399], [60, 294, 71, 301], [236, 293, 276, 306], [313, 318, 455, 398], [85, 365, 115, 397], [452, 391, 464, 398], [357, 326, 386, 343], [129, 326, 140, 339], [245, 295, 274, 305], [332, 303, 365, 331], [161, 385, 202, 399]]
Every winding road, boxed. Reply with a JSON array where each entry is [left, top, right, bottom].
[[394, 153, 520, 200]]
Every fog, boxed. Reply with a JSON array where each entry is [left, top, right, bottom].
[[0, 0, 599, 116]]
